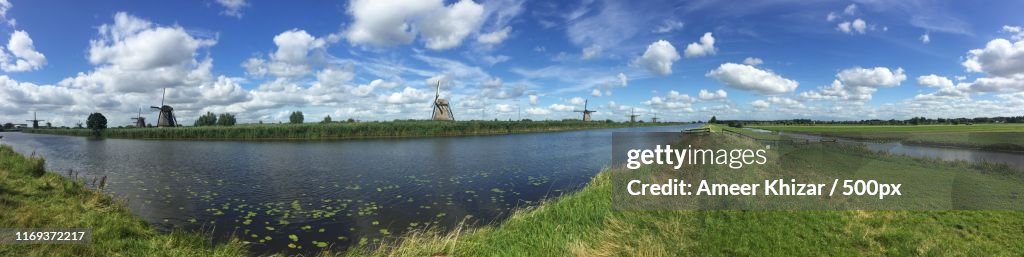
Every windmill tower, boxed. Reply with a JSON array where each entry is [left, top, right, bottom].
[[150, 88, 178, 127], [627, 108, 640, 123], [573, 99, 596, 121], [26, 111, 45, 129], [651, 112, 659, 123], [431, 81, 454, 121], [131, 108, 146, 128]]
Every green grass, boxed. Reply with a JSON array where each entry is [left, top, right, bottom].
[[751, 124, 1024, 151], [353, 128, 1024, 256], [24, 120, 677, 140], [0, 144, 249, 257]]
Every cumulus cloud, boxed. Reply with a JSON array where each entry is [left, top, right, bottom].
[[528, 94, 538, 105], [837, 19, 867, 34], [683, 32, 716, 58], [617, 72, 628, 87], [962, 38, 1024, 77], [1004, 25, 1024, 41], [635, 40, 679, 76], [698, 89, 728, 101], [345, 0, 485, 50], [751, 99, 770, 109], [0, 0, 12, 25], [215, 0, 249, 18], [843, 4, 858, 15], [917, 74, 954, 88], [742, 57, 763, 65], [920, 32, 930, 43], [1, 30, 46, 72], [644, 90, 695, 111], [244, 29, 330, 78], [800, 67, 906, 101], [706, 63, 798, 95]]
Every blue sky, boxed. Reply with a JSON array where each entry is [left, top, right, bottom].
[[2, 0, 1024, 126]]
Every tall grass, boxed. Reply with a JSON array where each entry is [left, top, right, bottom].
[[24, 120, 677, 140], [0, 144, 250, 257]]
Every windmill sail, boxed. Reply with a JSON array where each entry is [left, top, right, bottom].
[[151, 88, 177, 127], [431, 81, 454, 121]]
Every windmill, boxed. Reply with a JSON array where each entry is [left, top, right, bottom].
[[150, 88, 178, 127], [25, 111, 45, 129], [76, 121, 83, 129], [131, 108, 146, 128], [431, 81, 454, 121], [651, 112, 659, 123], [573, 99, 596, 121], [627, 108, 640, 123]]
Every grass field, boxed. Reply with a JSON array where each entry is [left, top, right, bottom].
[[750, 124, 1024, 151], [23, 120, 676, 140], [0, 144, 249, 257], [354, 128, 1024, 256]]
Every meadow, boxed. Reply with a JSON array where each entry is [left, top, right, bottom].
[[23, 120, 675, 140], [751, 124, 1024, 151]]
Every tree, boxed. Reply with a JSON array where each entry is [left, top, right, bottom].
[[346, 118, 355, 123], [195, 112, 218, 126], [217, 113, 236, 126], [289, 111, 304, 124], [86, 113, 107, 136], [321, 115, 332, 123], [2, 123, 12, 130], [708, 116, 717, 124]]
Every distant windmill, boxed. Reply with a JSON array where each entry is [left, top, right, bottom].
[[131, 108, 146, 128], [651, 112, 659, 123], [76, 121, 83, 129], [150, 88, 178, 127], [26, 111, 45, 129], [431, 81, 454, 121], [573, 99, 596, 121], [627, 108, 640, 123]]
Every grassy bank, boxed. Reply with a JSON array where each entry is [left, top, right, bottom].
[[24, 120, 678, 140], [750, 124, 1024, 151], [356, 128, 1024, 256], [0, 144, 249, 257]]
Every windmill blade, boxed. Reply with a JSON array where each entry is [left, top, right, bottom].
[[161, 88, 167, 106]]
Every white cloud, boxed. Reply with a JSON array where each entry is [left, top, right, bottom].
[[244, 29, 329, 78], [916, 74, 953, 88], [962, 38, 1024, 77], [481, 54, 510, 65], [635, 40, 679, 76], [568, 96, 586, 105], [920, 33, 930, 43], [706, 63, 798, 95], [653, 19, 684, 33], [843, 4, 858, 16], [800, 67, 906, 102], [1, 30, 46, 72], [617, 72, 628, 87], [345, 0, 485, 50], [698, 89, 728, 101], [379, 86, 432, 104], [1003, 25, 1024, 41], [548, 103, 574, 112], [581, 44, 601, 60], [826, 12, 839, 22], [524, 107, 550, 115], [528, 94, 538, 105], [0, 0, 11, 25], [215, 0, 249, 18], [591, 88, 602, 96], [316, 66, 356, 87], [644, 90, 695, 110], [751, 99, 770, 109], [477, 26, 510, 44], [742, 57, 763, 65], [683, 32, 716, 58], [837, 66, 906, 88], [837, 19, 867, 34]]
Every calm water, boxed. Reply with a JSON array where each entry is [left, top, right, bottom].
[[0, 125, 695, 254], [741, 128, 1024, 170]]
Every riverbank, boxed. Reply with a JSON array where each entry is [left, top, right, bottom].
[[750, 124, 1024, 152], [0, 144, 249, 257], [355, 127, 1024, 256], [22, 120, 680, 141]]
